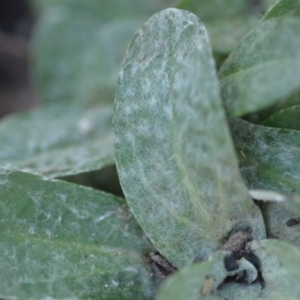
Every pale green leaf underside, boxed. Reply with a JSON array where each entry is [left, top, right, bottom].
[[0, 169, 156, 299], [263, 0, 300, 21], [252, 239, 300, 299], [114, 8, 265, 268], [262, 105, 300, 130], [0, 103, 114, 178], [219, 17, 300, 117], [230, 118, 300, 194]]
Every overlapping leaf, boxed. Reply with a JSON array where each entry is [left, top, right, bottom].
[[230, 118, 300, 193], [114, 8, 265, 268], [157, 239, 300, 299], [264, 0, 300, 21], [31, 7, 144, 105], [263, 105, 300, 130], [0, 103, 114, 178], [30, 0, 177, 20], [0, 169, 157, 299], [219, 17, 300, 117], [260, 201, 300, 246], [177, 0, 261, 55], [156, 251, 262, 299], [251, 239, 300, 299]]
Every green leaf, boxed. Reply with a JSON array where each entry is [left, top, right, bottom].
[[177, 0, 260, 54], [0, 103, 114, 178], [219, 17, 300, 117], [215, 282, 262, 300], [156, 251, 261, 300], [31, 7, 103, 104], [254, 89, 300, 123], [250, 239, 300, 299], [262, 105, 300, 130], [155, 261, 213, 300], [0, 169, 157, 299], [260, 201, 300, 246], [30, 0, 177, 20], [248, 190, 300, 247], [76, 19, 145, 105], [31, 8, 143, 105], [114, 8, 265, 268], [264, 0, 300, 21], [230, 118, 300, 194]]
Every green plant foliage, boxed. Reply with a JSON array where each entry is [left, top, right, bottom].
[[264, 0, 300, 21], [230, 118, 300, 193], [260, 201, 300, 246], [251, 239, 300, 299], [76, 19, 145, 106], [219, 17, 300, 117], [4, 0, 300, 298], [177, 0, 261, 54], [155, 260, 213, 300], [31, 7, 143, 105], [114, 8, 265, 268], [0, 103, 114, 178], [157, 239, 300, 299], [30, 0, 177, 20], [262, 105, 300, 130], [156, 251, 262, 299], [0, 169, 157, 299]]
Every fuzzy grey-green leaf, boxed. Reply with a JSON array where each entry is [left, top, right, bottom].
[[264, 0, 300, 21], [230, 118, 300, 194], [0, 169, 156, 299], [31, 7, 146, 105], [177, 0, 260, 54], [260, 201, 300, 247], [219, 17, 300, 116], [156, 251, 261, 299], [262, 105, 300, 130], [114, 8, 265, 268], [155, 261, 213, 300], [0, 103, 114, 178], [251, 239, 300, 299]]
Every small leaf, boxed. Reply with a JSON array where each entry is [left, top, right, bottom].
[[260, 202, 300, 246], [215, 282, 262, 300], [251, 239, 300, 299], [219, 17, 300, 116], [0, 169, 157, 299], [264, 0, 300, 21], [262, 105, 300, 130], [248, 189, 300, 247], [114, 8, 265, 268], [230, 118, 300, 194], [156, 261, 213, 300], [0, 103, 114, 178], [156, 251, 261, 299]]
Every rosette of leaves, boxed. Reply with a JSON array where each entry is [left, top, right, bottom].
[[2, 0, 300, 299], [113, 6, 300, 299]]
